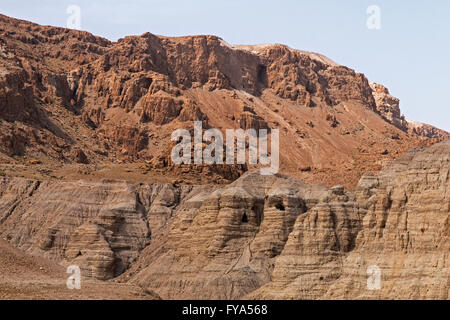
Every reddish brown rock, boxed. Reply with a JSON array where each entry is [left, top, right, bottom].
[[0, 14, 447, 188]]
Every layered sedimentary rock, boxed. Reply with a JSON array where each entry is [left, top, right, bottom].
[[407, 120, 450, 140], [370, 82, 449, 140], [0, 14, 448, 299], [0, 140, 448, 298], [0, 238, 159, 300], [122, 173, 328, 299], [247, 187, 361, 299], [0, 14, 447, 188], [0, 178, 179, 280], [128, 140, 448, 299], [370, 82, 407, 131], [249, 139, 449, 299], [323, 140, 449, 299]]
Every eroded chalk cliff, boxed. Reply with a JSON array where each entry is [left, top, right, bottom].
[[0, 140, 448, 299]]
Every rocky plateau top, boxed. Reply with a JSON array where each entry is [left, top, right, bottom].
[[0, 14, 448, 300], [0, 14, 448, 188]]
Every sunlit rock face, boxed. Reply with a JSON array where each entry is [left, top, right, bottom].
[[0, 140, 448, 298], [1, 14, 448, 189], [249, 140, 449, 300]]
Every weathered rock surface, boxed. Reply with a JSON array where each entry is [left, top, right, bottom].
[[370, 82, 407, 131], [0, 140, 448, 298], [125, 140, 447, 299], [370, 82, 449, 140], [122, 173, 328, 299], [249, 139, 450, 299], [0, 239, 159, 300], [0, 178, 199, 280], [407, 120, 450, 140], [0, 14, 447, 188], [0, 14, 448, 300]]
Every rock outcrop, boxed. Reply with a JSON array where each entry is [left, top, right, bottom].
[[249, 139, 450, 299], [128, 139, 448, 299], [407, 120, 450, 140], [370, 82, 449, 140], [0, 14, 447, 188], [0, 178, 152, 280], [0, 14, 448, 300], [123, 173, 328, 299], [370, 82, 407, 131], [0, 238, 159, 300], [0, 140, 448, 298]]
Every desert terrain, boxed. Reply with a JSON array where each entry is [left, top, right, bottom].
[[0, 14, 448, 300]]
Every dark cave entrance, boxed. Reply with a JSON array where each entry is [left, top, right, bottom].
[[257, 64, 268, 85]]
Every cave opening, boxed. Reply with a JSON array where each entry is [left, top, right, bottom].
[[257, 64, 268, 85], [251, 203, 264, 226]]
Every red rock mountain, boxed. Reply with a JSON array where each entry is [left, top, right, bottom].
[[0, 14, 448, 188], [0, 14, 448, 301]]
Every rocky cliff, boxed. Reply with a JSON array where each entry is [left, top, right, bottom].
[[0, 140, 448, 299], [0, 14, 448, 300], [249, 139, 449, 299], [122, 141, 448, 300], [0, 14, 448, 189]]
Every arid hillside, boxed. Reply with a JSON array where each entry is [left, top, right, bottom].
[[0, 14, 448, 188], [0, 140, 448, 299], [0, 14, 448, 301], [0, 239, 159, 299]]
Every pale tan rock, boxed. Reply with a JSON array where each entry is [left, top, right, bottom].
[[370, 82, 407, 131], [0, 179, 151, 280], [123, 173, 329, 299], [248, 140, 449, 300], [0, 140, 448, 299]]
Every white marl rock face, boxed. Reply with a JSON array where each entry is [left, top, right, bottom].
[[0, 140, 448, 298], [250, 140, 449, 299], [0, 178, 201, 280]]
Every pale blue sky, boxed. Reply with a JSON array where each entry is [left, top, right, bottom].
[[1, 0, 449, 131]]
